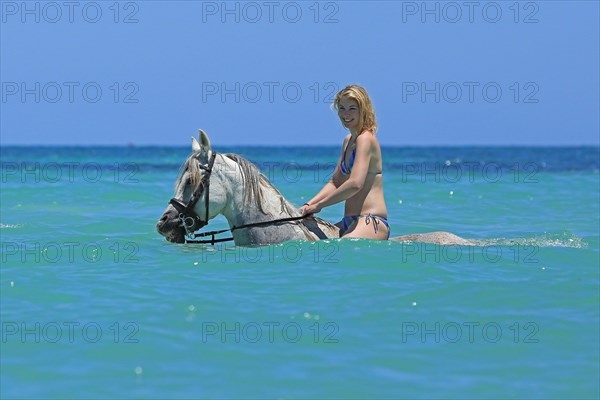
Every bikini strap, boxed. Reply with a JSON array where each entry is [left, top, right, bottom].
[[364, 213, 380, 234]]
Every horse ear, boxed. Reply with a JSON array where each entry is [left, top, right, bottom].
[[191, 136, 201, 152], [198, 129, 212, 150]]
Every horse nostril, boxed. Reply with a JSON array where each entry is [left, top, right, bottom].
[[159, 214, 170, 224]]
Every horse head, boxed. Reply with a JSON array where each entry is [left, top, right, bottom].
[[156, 129, 231, 243]]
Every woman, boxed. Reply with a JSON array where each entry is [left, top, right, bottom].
[[300, 85, 389, 240]]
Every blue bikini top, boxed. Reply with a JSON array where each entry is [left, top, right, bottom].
[[340, 143, 356, 175], [340, 138, 382, 176]]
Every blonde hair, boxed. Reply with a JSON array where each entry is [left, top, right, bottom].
[[332, 85, 378, 134]]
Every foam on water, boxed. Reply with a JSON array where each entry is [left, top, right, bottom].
[[0, 224, 24, 229], [471, 231, 588, 249]]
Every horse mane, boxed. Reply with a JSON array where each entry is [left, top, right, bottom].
[[174, 150, 300, 218], [222, 153, 300, 217], [222, 154, 339, 233], [174, 151, 205, 194]]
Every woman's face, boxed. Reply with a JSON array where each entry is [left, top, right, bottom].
[[337, 97, 360, 131]]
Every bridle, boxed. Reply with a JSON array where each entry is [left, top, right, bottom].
[[169, 151, 217, 240], [168, 151, 309, 245]]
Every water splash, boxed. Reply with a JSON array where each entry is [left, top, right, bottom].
[[471, 232, 587, 249], [0, 223, 23, 229]]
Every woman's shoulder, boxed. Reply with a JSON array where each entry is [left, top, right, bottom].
[[341, 133, 352, 146], [357, 130, 378, 145]]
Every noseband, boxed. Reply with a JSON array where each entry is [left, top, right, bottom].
[[169, 151, 217, 238]]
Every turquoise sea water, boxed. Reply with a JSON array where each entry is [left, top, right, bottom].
[[1, 146, 599, 399]]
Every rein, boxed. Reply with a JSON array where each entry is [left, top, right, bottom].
[[168, 150, 310, 245], [185, 215, 310, 245]]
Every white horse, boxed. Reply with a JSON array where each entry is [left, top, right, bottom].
[[157, 130, 473, 246]]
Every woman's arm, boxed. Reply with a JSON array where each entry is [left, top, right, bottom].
[[305, 180, 337, 206], [301, 134, 350, 208], [303, 133, 373, 214]]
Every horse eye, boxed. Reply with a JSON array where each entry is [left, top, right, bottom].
[[181, 176, 193, 197]]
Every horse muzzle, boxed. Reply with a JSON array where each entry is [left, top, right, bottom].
[[156, 205, 186, 243]]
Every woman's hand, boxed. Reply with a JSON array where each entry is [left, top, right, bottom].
[[300, 203, 322, 216]]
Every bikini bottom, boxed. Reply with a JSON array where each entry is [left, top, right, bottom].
[[340, 213, 390, 239]]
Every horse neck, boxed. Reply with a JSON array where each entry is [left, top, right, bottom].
[[217, 156, 302, 243]]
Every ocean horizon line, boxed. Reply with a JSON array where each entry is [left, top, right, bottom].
[[2, 143, 599, 149]]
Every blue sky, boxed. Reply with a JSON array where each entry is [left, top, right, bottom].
[[1, 0, 598, 146]]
